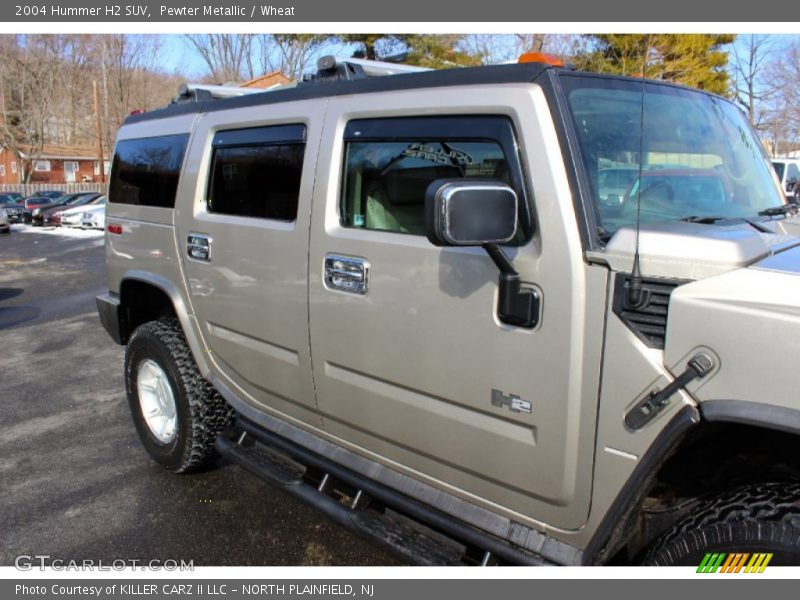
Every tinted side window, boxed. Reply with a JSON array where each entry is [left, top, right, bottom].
[[207, 124, 306, 221], [339, 117, 531, 240], [109, 134, 189, 207]]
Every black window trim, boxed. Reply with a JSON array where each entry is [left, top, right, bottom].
[[211, 124, 306, 149], [340, 115, 535, 243]]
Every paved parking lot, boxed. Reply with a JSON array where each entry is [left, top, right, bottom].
[[0, 226, 398, 567]]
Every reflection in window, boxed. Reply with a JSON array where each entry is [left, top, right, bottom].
[[341, 140, 510, 235], [562, 77, 783, 238], [109, 134, 189, 207]]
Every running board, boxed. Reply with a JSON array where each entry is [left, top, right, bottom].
[[216, 416, 550, 566]]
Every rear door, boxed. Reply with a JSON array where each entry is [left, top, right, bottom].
[[308, 85, 605, 529], [176, 100, 325, 428]]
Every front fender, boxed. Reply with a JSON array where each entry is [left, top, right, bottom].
[[665, 264, 800, 417]]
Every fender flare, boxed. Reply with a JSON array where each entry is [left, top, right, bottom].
[[118, 270, 211, 377], [700, 400, 800, 436], [582, 404, 700, 564], [583, 400, 800, 564]]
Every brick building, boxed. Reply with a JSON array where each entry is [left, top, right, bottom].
[[0, 144, 110, 184]]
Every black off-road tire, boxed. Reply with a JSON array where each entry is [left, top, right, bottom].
[[125, 317, 233, 473], [643, 482, 800, 566]]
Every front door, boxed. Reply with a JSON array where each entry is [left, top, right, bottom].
[[308, 86, 604, 529], [176, 101, 324, 428], [64, 161, 78, 183]]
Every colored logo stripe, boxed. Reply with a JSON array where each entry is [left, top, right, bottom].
[[697, 553, 726, 573], [745, 553, 773, 573], [697, 553, 773, 573]]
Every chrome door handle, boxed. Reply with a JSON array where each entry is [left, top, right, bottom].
[[324, 255, 369, 295], [187, 233, 211, 262]]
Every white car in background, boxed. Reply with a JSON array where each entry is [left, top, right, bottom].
[[58, 195, 106, 227], [0, 207, 9, 234], [772, 158, 800, 203], [81, 201, 106, 230]]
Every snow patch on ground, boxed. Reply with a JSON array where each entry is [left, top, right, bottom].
[[13, 224, 104, 239]]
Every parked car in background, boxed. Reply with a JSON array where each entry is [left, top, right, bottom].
[[596, 168, 735, 233], [34, 190, 64, 200], [22, 197, 53, 223], [55, 195, 106, 227], [0, 192, 25, 204], [35, 192, 102, 226], [0, 196, 24, 223], [30, 193, 76, 226], [23, 196, 53, 209], [80, 198, 107, 230], [772, 159, 800, 204], [597, 166, 638, 206], [0, 208, 9, 234]]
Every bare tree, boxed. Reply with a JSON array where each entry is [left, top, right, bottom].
[[184, 34, 255, 83], [100, 35, 168, 148], [255, 34, 332, 81], [762, 39, 800, 156], [732, 34, 775, 128], [0, 35, 61, 182]]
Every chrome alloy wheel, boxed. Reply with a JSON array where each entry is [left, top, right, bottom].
[[136, 359, 178, 444]]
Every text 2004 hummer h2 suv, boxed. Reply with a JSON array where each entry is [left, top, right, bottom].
[[97, 55, 800, 566]]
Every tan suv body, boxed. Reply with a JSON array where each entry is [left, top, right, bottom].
[[97, 60, 800, 565]]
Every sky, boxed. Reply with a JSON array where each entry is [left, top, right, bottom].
[[157, 33, 797, 82]]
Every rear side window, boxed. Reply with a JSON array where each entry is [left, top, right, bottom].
[[109, 134, 189, 208], [207, 124, 306, 221], [339, 116, 531, 241]]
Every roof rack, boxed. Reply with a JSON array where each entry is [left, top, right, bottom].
[[172, 56, 432, 104], [302, 55, 431, 84], [174, 83, 264, 103]]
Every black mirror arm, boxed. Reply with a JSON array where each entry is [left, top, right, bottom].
[[483, 243, 516, 275], [482, 244, 539, 328]]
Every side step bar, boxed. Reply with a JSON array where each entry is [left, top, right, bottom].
[[216, 415, 551, 566]]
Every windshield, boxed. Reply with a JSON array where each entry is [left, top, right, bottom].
[[773, 162, 786, 180], [561, 75, 784, 238]]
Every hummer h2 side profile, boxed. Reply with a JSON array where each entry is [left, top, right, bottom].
[[97, 55, 800, 565]]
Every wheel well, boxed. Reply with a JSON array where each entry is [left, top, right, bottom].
[[119, 279, 177, 342], [615, 421, 800, 562]]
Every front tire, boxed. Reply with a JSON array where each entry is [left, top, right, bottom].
[[125, 318, 233, 473], [643, 482, 800, 566]]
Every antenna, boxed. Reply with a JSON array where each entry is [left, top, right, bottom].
[[627, 36, 650, 308]]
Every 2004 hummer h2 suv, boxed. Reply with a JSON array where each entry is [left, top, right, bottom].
[[97, 55, 800, 566]]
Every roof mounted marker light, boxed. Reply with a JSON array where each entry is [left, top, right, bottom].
[[517, 52, 565, 67]]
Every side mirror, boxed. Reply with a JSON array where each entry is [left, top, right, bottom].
[[424, 179, 539, 329], [424, 179, 518, 247]]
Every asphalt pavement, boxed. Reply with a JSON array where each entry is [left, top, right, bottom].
[[0, 225, 398, 567]]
